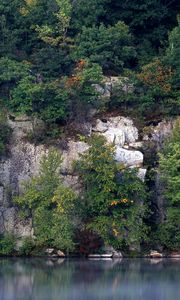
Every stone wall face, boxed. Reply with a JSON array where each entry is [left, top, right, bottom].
[[0, 115, 174, 237]]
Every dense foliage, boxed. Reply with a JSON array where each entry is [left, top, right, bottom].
[[0, 111, 12, 156], [0, 234, 15, 255], [76, 135, 148, 251], [8, 138, 149, 254], [14, 148, 77, 253], [0, 0, 179, 254], [0, 0, 179, 129], [157, 119, 180, 249]]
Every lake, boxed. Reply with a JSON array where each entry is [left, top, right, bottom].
[[0, 258, 179, 300]]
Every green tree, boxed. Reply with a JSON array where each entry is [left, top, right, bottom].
[[77, 135, 148, 250], [71, 0, 108, 29], [77, 135, 117, 216], [164, 18, 180, 89], [109, 58, 178, 118], [14, 148, 77, 252], [0, 57, 30, 101], [0, 0, 57, 57], [0, 234, 15, 255], [105, 0, 179, 63], [65, 60, 103, 122], [10, 76, 69, 124], [74, 21, 136, 74], [36, 0, 72, 46], [72, 0, 179, 64], [135, 59, 177, 116], [10, 60, 102, 124], [158, 119, 180, 249]]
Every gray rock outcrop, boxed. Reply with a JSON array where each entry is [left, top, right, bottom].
[[0, 113, 174, 238]]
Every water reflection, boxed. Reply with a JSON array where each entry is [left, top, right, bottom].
[[0, 258, 179, 300]]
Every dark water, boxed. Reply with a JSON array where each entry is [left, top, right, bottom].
[[0, 258, 179, 300]]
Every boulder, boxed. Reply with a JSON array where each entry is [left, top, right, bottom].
[[57, 250, 65, 257], [137, 168, 147, 182], [114, 129, 126, 146], [129, 141, 143, 149], [102, 128, 125, 146], [112, 250, 123, 258], [93, 83, 111, 98], [142, 119, 174, 147], [169, 251, 180, 258], [45, 248, 54, 255], [94, 77, 134, 99], [149, 250, 163, 258], [101, 254, 113, 258], [103, 245, 123, 258], [115, 147, 143, 167], [124, 126, 139, 144], [151, 120, 174, 144], [102, 129, 115, 144], [93, 116, 138, 145], [88, 254, 101, 258], [93, 119, 108, 133], [108, 116, 134, 127], [129, 167, 147, 181], [108, 116, 138, 143]]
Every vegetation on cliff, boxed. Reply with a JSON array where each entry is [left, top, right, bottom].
[[157, 120, 180, 250], [0, 0, 179, 129], [11, 139, 148, 255], [0, 0, 179, 255]]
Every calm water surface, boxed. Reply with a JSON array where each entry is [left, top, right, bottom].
[[0, 258, 179, 300]]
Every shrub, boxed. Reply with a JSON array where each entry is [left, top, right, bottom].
[[14, 148, 77, 253], [0, 234, 15, 255], [0, 112, 12, 156], [74, 21, 136, 74], [19, 237, 35, 256]]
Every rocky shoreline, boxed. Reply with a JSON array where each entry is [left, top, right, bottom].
[[1, 249, 180, 260]]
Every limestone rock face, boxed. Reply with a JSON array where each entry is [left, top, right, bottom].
[[108, 116, 138, 143], [0, 115, 144, 237], [61, 141, 89, 174], [137, 168, 147, 182], [93, 116, 138, 145], [102, 128, 125, 146], [0, 118, 46, 237], [94, 76, 134, 99], [0, 207, 32, 237], [143, 119, 174, 146], [0, 113, 175, 239], [115, 147, 143, 167], [0, 142, 46, 195], [142, 119, 175, 225], [94, 119, 109, 133], [93, 116, 142, 168], [62, 175, 82, 194], [0, 186, 4, 205]]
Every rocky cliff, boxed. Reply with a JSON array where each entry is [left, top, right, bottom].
[[0, 113, 174, 238]]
